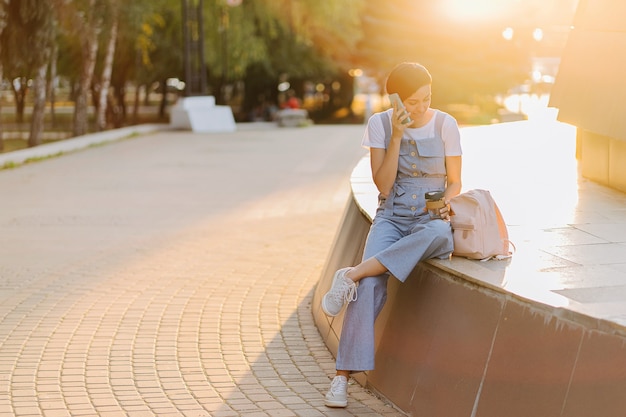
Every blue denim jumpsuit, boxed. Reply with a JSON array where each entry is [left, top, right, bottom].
[[336, 110, 454, 372]]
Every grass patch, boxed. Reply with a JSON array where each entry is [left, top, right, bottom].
[[2, 160, 16, 169], [1, 114, 164, 155], [1, 137, 68, 153]]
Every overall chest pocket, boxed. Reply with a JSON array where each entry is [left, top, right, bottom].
[[414, 137, 445, 176]]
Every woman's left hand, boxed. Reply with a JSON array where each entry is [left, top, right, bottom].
[[439, 201, 452, 221], [423, 201, 452, 220]]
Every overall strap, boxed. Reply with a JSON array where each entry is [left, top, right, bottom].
[[434, 111, 444, 139], [381, 110, 445, 147], [379, 113, 393, 215], [434, 111, 447, 174], [381, 112, 392, 148]]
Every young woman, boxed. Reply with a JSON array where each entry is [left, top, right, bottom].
[[321, 62, 462, 407]]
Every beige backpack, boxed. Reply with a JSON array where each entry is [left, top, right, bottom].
[[449, 189, 514, 261]]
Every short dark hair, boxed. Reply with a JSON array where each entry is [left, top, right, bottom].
[[385, 62, 432, 101]]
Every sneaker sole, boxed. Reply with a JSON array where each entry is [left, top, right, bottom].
[[321, 269, 345, 317], [324, 398, 348, 408]]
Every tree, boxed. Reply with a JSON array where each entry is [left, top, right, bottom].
[[93, 0, 165, 128], [0, 62, 3, 153], [0, 0, 54, 146], [0, 0, 7, 152], [29, 1, 55, 147], [46, 30, 59, 127], [56, 0, 106, 137], [201, 0, 365, 112], [96, 0, 120, 131], [137, 1, 183, 119]]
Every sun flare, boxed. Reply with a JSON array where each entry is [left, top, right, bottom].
[[441, 0, 518, 22]]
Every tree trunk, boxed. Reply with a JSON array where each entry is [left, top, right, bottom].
[[73, 83, 90, 137], [114, 85, 126, 126], [47, 41, 58, 127], [133, 84, 140, 124], [91, 82, 100, 112], [0, 64, 3, 153], [73, 40, 98, 136], [29, 63, 48, 148], [73, 27, 100, 137], [11, 77, 28, 124], [158, 79, 167, 120], [97, 16, 118, 130]]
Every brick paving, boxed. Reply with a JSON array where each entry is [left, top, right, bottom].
[[0, 125, 406, 416]]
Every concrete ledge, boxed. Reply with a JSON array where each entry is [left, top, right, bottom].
[[312, 118, 626, 415], [0, 124, 165, 169]]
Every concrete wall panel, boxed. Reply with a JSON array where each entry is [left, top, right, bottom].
[[370, 266, 504, 416], [609, 137, 626, 193], [581, 130, 609, 184], [475, 301, 583, 417], [561, 330, 626, 417]]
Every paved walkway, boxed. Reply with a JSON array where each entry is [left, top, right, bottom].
[[0, 124, 405, 417]]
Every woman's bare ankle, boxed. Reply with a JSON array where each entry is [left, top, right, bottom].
[[344, 268, 358, 282]]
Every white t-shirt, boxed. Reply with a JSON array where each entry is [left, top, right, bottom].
[[361, 109, 462, 156]]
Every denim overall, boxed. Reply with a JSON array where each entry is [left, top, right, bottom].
[[336, 109, 454, 372]]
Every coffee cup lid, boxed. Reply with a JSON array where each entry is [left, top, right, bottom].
[[424, 191, 445, 200]]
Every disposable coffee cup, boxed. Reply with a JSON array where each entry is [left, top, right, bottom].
[[425, 191, 446, 219]]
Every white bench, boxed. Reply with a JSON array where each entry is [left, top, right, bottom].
[[170, 96, 236, 133]]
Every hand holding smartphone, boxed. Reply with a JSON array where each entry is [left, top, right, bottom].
[[389, 93, 412, 125]]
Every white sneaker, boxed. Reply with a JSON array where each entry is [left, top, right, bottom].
[[321, 268, 357, 317], [325, 375, 348, 408]]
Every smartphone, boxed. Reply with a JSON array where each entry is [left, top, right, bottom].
[[389, 93, 412, 125]]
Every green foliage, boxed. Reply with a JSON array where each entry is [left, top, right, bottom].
[[1, 0, 55, 78], [203, 0, 365, 82], [142, 2, 183, 84]]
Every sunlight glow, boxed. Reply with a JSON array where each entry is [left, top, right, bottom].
[[442, 0, 518, 21], [349, 68, 363, 77], [502, 27, 514, 41]]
